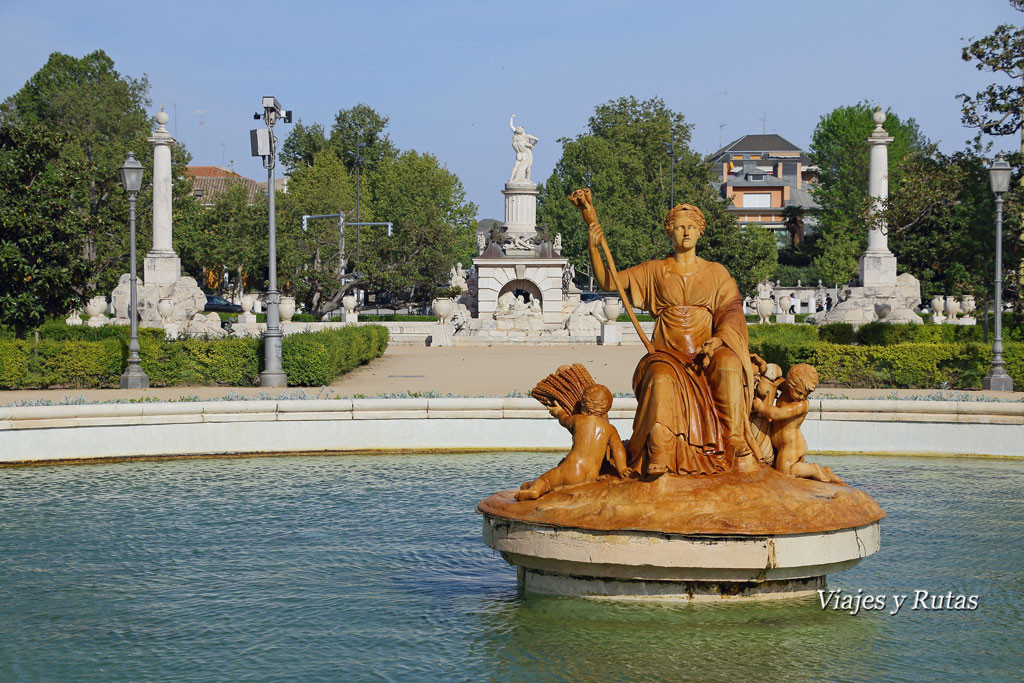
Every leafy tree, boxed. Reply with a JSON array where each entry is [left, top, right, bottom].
[[279, 120, 328, 172], [275, 150, 354, 315], [0, 121, 90, 337], [176, 185, 267, 296], [328, 103, 398, 174], [958, 0, 1024, 309], [958, 1, 1024, 137], [0, 50, 192, 294], [358, 150, 477, 308], [886, 140, 1000, 301], [537, 96, 776, 295], [807, 102, 927, 283], [277, 105, 475, 312]]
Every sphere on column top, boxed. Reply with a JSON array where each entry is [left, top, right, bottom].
[[872, 107, 886, 126], [156, 110, 169, 126]]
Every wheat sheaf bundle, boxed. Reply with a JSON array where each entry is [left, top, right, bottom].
[[531, 364, 596, 414]]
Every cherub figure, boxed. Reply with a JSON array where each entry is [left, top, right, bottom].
[[749, 354, 784, 464], [517, 383, 631, 501], [751, 363, 845, 485]]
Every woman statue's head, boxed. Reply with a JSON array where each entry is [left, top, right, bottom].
[[664, 204, 706, 252], [664, 204, 706, 234]]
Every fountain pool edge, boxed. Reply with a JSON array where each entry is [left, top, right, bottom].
[[1, 397, 1023, 464]]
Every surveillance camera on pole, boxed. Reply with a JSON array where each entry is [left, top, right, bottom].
[[250, 95, 292, 387]]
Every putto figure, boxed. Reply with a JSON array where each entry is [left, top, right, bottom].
[[508, 114, 539, 183], [752, 363, 845, 485], [519, 365, 630, 500]]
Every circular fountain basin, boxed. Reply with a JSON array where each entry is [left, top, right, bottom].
[[478, 466, 885, 601]]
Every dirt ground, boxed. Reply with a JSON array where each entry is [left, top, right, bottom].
[[1, 344, 1021, 403]]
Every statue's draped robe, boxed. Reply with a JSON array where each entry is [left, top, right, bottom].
[[619, 257, 754, 475]]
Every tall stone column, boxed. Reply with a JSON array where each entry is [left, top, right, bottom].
[[144, 108, 182, 285], [858, 107, 897, 286]]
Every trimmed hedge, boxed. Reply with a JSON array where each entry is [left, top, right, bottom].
[[749, 339, 1021, 390], [0, 325, 388, 389], [281, 326, 389, 386]]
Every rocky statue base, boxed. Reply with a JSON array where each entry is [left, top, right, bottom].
[[479, 466, 885, 601], [109, 273, 224, 338], [812, 272, 923, 325]]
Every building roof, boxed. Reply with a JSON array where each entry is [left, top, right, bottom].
[[785, 186, 821, 210], [712, 134, 802, 157], [186, 166, 264, 205], [186, 166, 244, 178]]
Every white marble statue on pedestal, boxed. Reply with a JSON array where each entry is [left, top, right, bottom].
[[508, 115, 539, 183], [449, 262, 468, 294]]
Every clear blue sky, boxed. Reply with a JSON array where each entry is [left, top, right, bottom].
[[0, 0, 1018, 219]]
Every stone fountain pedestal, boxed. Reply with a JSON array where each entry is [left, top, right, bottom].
[[479, 466, 884, 601]]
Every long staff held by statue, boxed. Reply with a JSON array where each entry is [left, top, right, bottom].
[[568, 188, 655, 356]]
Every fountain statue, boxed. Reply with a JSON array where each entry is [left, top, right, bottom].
[[479, 189, 885, 600], [508, 114, 539, 184]]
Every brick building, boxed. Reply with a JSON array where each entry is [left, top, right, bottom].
[[710, 134, 819, 246]]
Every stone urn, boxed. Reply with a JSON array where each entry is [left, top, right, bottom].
[[157, 297, 175, 322], [240, 294, 255, 315], [873, 301, 892, 321], [930, 295, 945, 317], [960, 295, 976, 317], [432, 297, 455, 324], [756, 298, 774, 324], [944, 296, 960, 322], [85, 297, 106, 319], [602, 298, 622, 323], [278, 296, 296, 322], [342, 294, 358, 314]]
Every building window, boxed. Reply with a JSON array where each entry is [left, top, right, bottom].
[[749, 174, 764, 181], [743, 193, 771, 208]]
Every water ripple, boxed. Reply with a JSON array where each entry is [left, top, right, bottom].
[[0, 453, 1020, 681]]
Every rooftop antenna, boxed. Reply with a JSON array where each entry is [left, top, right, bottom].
[[761, 112, 767, 134], [719, 123, 728, 148]]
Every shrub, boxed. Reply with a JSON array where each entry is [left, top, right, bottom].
[[0, 338, 122, 388], [746, 339, 1020, 390], [818, 323, 855, 345], [281, 325, 389, 386], [0, 324, 388, 389]]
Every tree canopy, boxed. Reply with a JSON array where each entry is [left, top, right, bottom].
[[958, 0, 1024, 137], [277, 105, 476, 313], [0, 50, 193, 296], [0, 121, 90, 337], [537, 96, 776, 295]]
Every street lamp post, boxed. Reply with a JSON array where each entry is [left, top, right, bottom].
[[983, 154, 1014, 392], [663, 141, 682, 208], [119, 152, 149, 389], [349, 129, 367, 264], [250, 96, 292, 387]]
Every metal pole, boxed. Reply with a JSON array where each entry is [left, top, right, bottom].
[[984, 194, 1013, 391], [260, 116, 286, 387], [338, 212, 345, 278], [670, 156, 675, 209], [120, 192, 148, 388]]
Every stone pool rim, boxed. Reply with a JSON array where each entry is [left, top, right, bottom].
[[1, 397, 1023, 465]]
